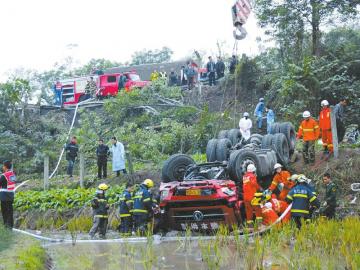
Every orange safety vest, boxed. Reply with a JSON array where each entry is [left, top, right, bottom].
[[319, 107, 331, 131], [297, 118, 320, 141], [1, 171, 16, 192], [269, 170, 291, 191], [242, 172, 261, 202]]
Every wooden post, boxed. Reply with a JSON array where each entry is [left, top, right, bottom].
[[126, 151, 134, 175], [79, 153, 85, 188], [330, 106, 339, 159], [43, 156, 49, 191]]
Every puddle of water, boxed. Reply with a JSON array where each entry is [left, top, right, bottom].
[[47, 240, 251, 270]]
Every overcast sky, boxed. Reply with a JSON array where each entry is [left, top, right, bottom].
[[0, 0, 265, 82]]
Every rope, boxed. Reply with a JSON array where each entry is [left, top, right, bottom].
[[233, 39, 239, 127]]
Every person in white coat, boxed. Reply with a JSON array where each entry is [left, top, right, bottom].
[[239, 112, 252, 140], [110, 137, 127, 176]]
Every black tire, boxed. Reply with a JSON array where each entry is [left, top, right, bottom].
[[215, 138, 232, 162], [250, 134, 263, 146], [261, 134, 274, 149], [228, 149, 263, 182], [206, 139, 218, 162], [218, 130, 229, 139], [279, 122, 296, 154], [272, 133, 290, 165], [269, 123, 281, 134], [161, 154, 195, 183], [227, 129, 242, 146]]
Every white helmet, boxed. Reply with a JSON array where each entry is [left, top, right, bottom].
[[274, 163, 282, 170], [259, 98, 264, 102], [321, 100, 329, 107], [243, 112, 249, 117], [302, 111, 311, 118], [297, 174, 308, 183], [247, 164, 256, 172]]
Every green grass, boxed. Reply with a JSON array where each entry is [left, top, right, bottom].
[[0, 225, 47, 270]]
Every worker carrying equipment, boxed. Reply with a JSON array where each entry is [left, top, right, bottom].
[[286, 179, 320, 229], [132, 179, 154, 234], [89, 183, 110, 239], [319, 100, 333, 159], [268, 163, 294, 200], [243, 164, 263, 227], [297, 111, 320, 164], [118, 182, 134, 235]]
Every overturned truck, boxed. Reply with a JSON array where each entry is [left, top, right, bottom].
[[159, 122, 296, 231]]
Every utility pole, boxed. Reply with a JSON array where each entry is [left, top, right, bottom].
[[330, 106, 339, 159], [43, 156, 49, 191], [79, 153, 85, 188]]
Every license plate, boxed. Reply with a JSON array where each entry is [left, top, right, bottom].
[[186, 189, 201, 196]]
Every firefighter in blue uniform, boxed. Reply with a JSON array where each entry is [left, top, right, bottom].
[[89, 183, 109, 239], [118, 182, 133, 235], [286, 175, 320, 229], [132, 179, 154, 234]]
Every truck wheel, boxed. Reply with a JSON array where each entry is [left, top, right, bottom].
[[261, 134, 274, 149], [269, 123, 280, 134], [229, 149, 262, 182], [216, 138, 232, 162], [272, 133, 290, 165], [161, 154, 195, 183], [228, 150, 242, 182], [250, 134, 263, 146], [227, 129, 242, 146], [218, 130, 229, 139], [279, 122, 296, 155], [206, 139, 218, 162]]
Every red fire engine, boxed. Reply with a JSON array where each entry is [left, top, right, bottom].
[[60, 71, 149, 106]]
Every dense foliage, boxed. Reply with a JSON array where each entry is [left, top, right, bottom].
[[14, 185, 126, 211]]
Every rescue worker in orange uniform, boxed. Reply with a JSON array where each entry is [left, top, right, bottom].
[[268, 163, 294, 200], [261, 202, 279, 226], [242, 164, 263, 227], [319, 100, 333, 159], [269, 195, 291, 223], [297, 111, 320, 164]]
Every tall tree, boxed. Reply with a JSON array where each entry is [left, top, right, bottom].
[[255, 0, 358, 58]]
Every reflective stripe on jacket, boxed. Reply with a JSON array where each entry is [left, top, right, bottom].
[[297, 118, 320, 141], [132, 184, 151, 215], [119, 190, 133, 217], [286, 184, 320, 216]]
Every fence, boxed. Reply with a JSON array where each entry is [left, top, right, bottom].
[[43, 152, 134, 191]]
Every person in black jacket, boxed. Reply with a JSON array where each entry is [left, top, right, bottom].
[[0, 160, 16, 228], [96, 139, 110, 179], [206, 56, 216, 86], [229, 55, 238, 74], [215, 56, 225, 79], [65, 136, 79, 178]]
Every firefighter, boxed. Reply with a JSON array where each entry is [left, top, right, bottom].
[[269, 195, 291, 223], [286, 176, 320, 229], [296, 111, 320, 164], [243, 164, 263, 227], [89, 183, 110, 239], [319, 100, 333, 160], [268, 163, 294, 200], [0, 161, 16, 228], [261, 202, 279, 226], [132, 179, 154, 234], [118, 182, 133, 235], [320, 173, 337, 219]]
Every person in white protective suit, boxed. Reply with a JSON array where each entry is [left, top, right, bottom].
[[239, 112, 252, 140], [110, 136, 127, 176]]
